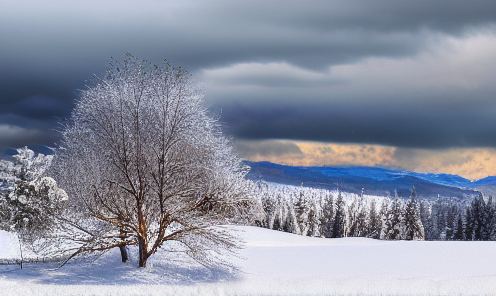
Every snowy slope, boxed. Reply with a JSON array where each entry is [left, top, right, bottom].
[[2, 226, 496, 296], [245, 161, 483, 198]]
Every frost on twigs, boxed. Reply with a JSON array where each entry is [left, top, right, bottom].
[[50, 54, 256, 269]]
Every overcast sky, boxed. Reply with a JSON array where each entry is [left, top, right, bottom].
[[1, 0, 496, 178]]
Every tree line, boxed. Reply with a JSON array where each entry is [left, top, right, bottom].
[[256, 182, 496, 241]]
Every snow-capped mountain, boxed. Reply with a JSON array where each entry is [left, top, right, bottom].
[[244, 161, 486, 199]]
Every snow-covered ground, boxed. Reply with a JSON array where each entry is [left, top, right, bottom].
[[1, 226, 496, 296]]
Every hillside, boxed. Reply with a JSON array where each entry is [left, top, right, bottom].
[[245, 161, 486, 199]]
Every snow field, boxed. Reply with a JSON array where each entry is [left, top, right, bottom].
[[2, 226, 496, 296]]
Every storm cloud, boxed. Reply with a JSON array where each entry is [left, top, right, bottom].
[[1, 0, 496, 157]]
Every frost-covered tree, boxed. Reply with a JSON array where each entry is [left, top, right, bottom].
[[320, 194, 334, 238], [453, 214, 464, 240], [282, 199, 298, 234], [332, 190, 345, 238], [464, 207, 474, 241], [51, 55, 254, 268], [0, 148, 64, 234], [0, 147, 67, 267], [306, 198, 321, 237], [482, 196, 495, 240], [294, 192, 310, 236], [379, 199, 389, 240], [5, 177, 67, 246], [445, 204, 455, 240], [346, 198, 358, 237], [367, 199, 380, 239], [471, 193, 486, 241], [384, 198, 406, 240], [404, 187, 425, 240], [355, 197, 368, 237]]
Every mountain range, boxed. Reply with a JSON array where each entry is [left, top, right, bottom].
[[244, 161, 496, 199]]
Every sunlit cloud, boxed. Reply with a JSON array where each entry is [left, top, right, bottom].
[[238, 140, 496, 180]]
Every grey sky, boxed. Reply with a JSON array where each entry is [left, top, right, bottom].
[[1, 0, 496, 157]]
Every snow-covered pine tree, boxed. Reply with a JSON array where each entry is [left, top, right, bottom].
[[453, 213, 464, 240], [0, 147, 68, 264], [319, 193, 334, 238], [464, 207, 474, 241], [346, 198, 358, 237], [427, 199, 440, 240], [295, 191, 310, 236], [436, 198, 447, 240], [367, 199, 380, 239], [262, 192, 277, 229], [482, 196, 495, 240], [388, 198, 406, 240], [379, 198, 391, 240], [271, 197, 283, 231], [306, 197, 321, 237], [332, 189, 345, 238], [355, 195, 368, 237], [471, 193, 485, 241], [419, 200, 433, 240], [404, 186, 425, 240], [282, 198, 298, 234], [445, 203, 454, 240]]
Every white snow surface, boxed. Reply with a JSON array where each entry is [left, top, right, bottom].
[[1, 226, 496, 296]]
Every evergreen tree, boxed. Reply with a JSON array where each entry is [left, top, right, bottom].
[[436, 198, 447, 240], [367, 199, 380, 239], [429, 200, 440, 240], [380, 199, 392, 240], [453, 214, 464, 240], [332, 190, 345, 238], [0, 148, 67, 256], [306, 198, 321, 237], [262, 194, 277, 229], [404, 186, 425, 240], [320, 194, 334, 238], [464, 207, 474, 241], [482, 196, 495, 240], [295, 191, 310, 236], [346, 199, 358, 237], [389, 199, 406, 240], [471, 193, 485, 241], [355, 197, 368, 237], [382, 198, 402, 240], [419, 200, 433, 240], [282, 199, 297, 234], [445, 203, 454, 240], [272, 198, 282, 231]]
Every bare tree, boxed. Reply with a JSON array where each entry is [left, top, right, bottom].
[[51, 54, 254, 268]]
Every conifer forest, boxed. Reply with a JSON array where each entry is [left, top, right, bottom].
[[255, 182, 496, 242]]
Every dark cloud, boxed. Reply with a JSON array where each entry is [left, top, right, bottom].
[[1, 0, 496, 158], [0, 122, 59, 158], [236, 140, 303, 158], [8, 96, 73, 120], [218, 92, 496, 149]]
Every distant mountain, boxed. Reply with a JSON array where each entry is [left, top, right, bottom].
[[244, 161, 485, 199]]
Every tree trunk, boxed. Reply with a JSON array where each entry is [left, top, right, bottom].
[[119, 244, 128, 263], [138, 236, 148, 267], [119, 226, 128, 263], [17, 234, 23, 270], [137, 205, 149, 267]]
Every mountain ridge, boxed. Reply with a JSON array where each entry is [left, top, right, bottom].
[[244, 161, 486, 199]]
